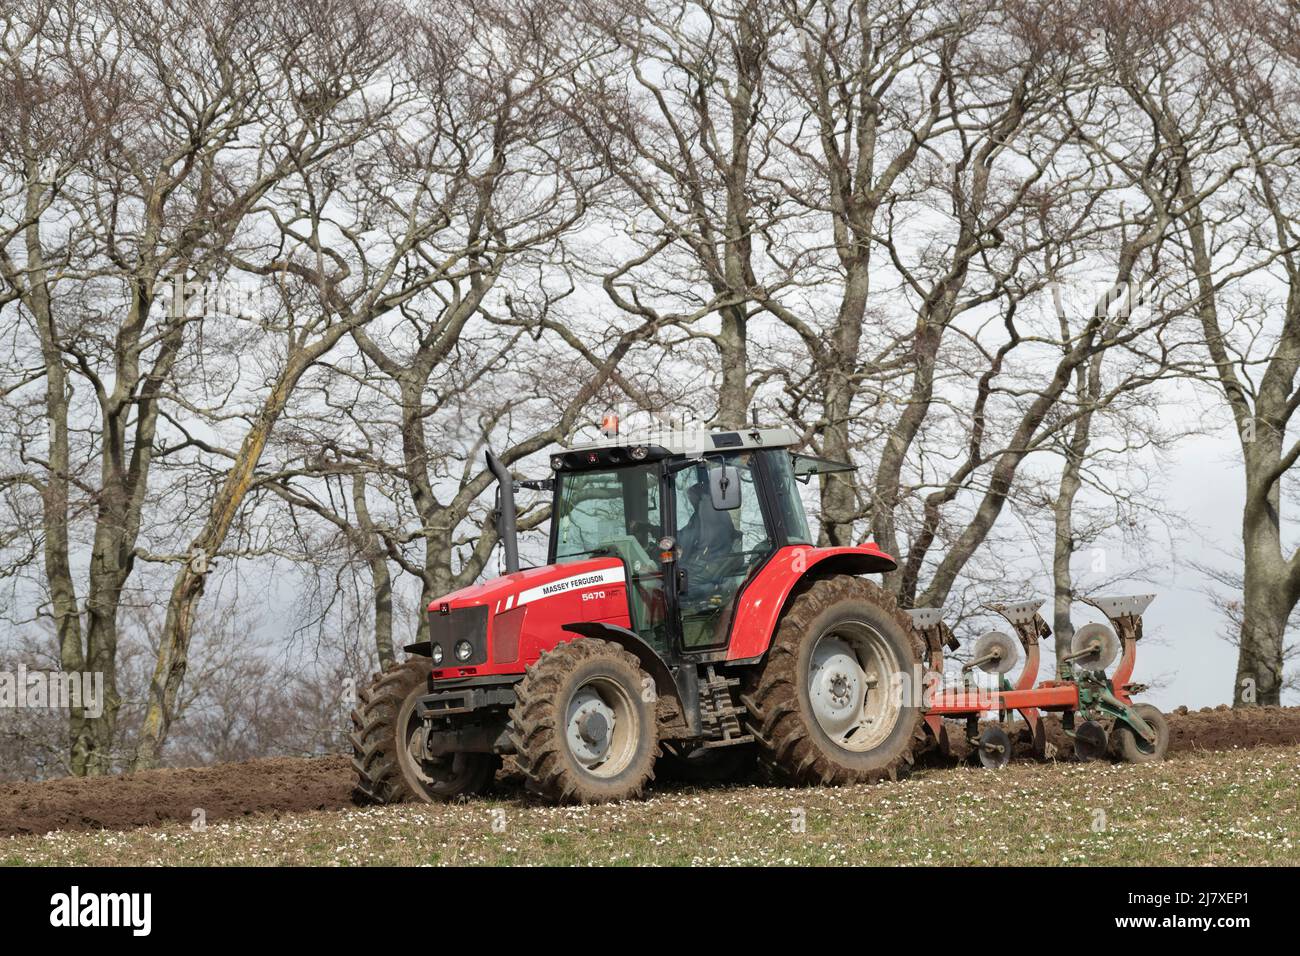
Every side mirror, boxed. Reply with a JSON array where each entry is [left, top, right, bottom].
[[709, 464, 741, 511]]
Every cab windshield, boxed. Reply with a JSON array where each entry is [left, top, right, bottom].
[[766, 450, 814, 545], [553, 464, 661, 565]]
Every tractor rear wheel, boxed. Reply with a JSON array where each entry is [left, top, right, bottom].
[[351, 658, 498, 804], [509, 638, 659, 803], [742, 576, 924, 786], [1115, 703, 1170, 763]]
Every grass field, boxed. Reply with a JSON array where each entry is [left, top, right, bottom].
[[4, 745, 1297, 866]]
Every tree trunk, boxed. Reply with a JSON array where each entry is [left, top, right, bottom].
[[134, 359, 315, 768], [1181, 189, 1299, 706], [21, 190, 97, 774], [1052, 441, 1085, 677], [1236, 554, 1289, 706], [1236, 443, 1293, 705], [714, 303, 749, 429], [351, 474, 394, 667], [869, 318, 944, 583], [77, 588, 123, 774], [1051, 322, 1104, 675], [819, 266, 871, 548]]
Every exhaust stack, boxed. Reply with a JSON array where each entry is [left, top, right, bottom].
[[485, 449, 520, 574]]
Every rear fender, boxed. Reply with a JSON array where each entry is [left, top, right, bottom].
[[561, 622, 698, 737], [724, 545, 898, 662]]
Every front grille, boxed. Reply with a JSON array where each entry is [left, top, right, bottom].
[[428, 604, 489, 666]]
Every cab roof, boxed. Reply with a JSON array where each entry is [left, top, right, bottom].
[[562, 427, 799, 458], [551, 427, 800, 473]]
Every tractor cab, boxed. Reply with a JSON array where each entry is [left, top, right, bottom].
[[548, 428, 822, 658]]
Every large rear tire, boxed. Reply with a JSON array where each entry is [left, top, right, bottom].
[[742, 576, 924, 786], [351, 658, 498, 804], [509, 638, 659, 803]]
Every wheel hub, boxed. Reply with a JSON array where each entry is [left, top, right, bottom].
[[828, 673, 851, 704], [577, 709, 610, 746], [566, 688, 616, 767], [807, 625, 902, 752], [810, 638, 867, 736]]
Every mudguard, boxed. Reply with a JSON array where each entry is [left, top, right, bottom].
[[724, 544, 898, 661]]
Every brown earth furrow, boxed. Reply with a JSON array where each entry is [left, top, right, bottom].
[[0, 755, 352, 839]]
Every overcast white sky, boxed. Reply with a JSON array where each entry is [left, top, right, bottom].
[[1121, 429, 1259, 710]]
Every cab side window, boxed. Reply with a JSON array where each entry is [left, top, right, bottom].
[[672, 454, 771, 649]]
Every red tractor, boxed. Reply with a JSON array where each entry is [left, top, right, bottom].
[[351, 427, 928, 803]]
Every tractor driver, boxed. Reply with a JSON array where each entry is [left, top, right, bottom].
[[677, 473, 740, 596]]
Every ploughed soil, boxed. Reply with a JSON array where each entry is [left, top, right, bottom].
[[0, 755, 353, 839], [4, 705, 1300, 839]]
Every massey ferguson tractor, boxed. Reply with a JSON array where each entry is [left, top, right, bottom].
[[350, 426, 1168, 804]]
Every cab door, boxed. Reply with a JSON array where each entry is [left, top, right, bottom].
[[551, 463, 672, 654], [668, 452, 773, 652]]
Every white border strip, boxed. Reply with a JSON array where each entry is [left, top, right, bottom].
[[514, 566, 627, 607]]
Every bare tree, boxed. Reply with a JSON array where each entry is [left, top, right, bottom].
[[558, 0, 791, 430], [759, 0, 973, 545], [0, 0, 115, 773], [1108, 0, 1300, 704], [1, 0, 346, 772], [133, 0, 646, 764], [130, 0, 452, 766], [242, 4, 644, 665]]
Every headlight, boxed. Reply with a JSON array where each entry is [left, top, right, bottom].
[[630, 445, 648, 460], [550, 456, 564, 471], [455, 640, 473, 662], [430, 643, 443, 665]]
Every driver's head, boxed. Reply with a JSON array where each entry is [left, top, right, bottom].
[[687, 477, 708, 507]]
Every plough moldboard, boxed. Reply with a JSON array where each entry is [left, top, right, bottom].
[[908, 594, 1169, 768]]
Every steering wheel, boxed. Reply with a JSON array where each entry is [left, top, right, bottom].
[[627, 519, 660, 555], [709, 551, 749, 580]]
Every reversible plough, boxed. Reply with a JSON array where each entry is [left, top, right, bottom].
[[909, 595, 1168, 768]]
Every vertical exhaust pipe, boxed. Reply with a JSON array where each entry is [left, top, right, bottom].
[[485, 449, 519, 574]]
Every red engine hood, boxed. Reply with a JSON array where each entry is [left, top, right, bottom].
[[426, 557, 627, 615]]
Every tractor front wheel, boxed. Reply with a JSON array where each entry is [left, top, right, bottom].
[[509, 638, 659, 803], [351, 658, 498, 804], [743, 576, 924, 786]]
